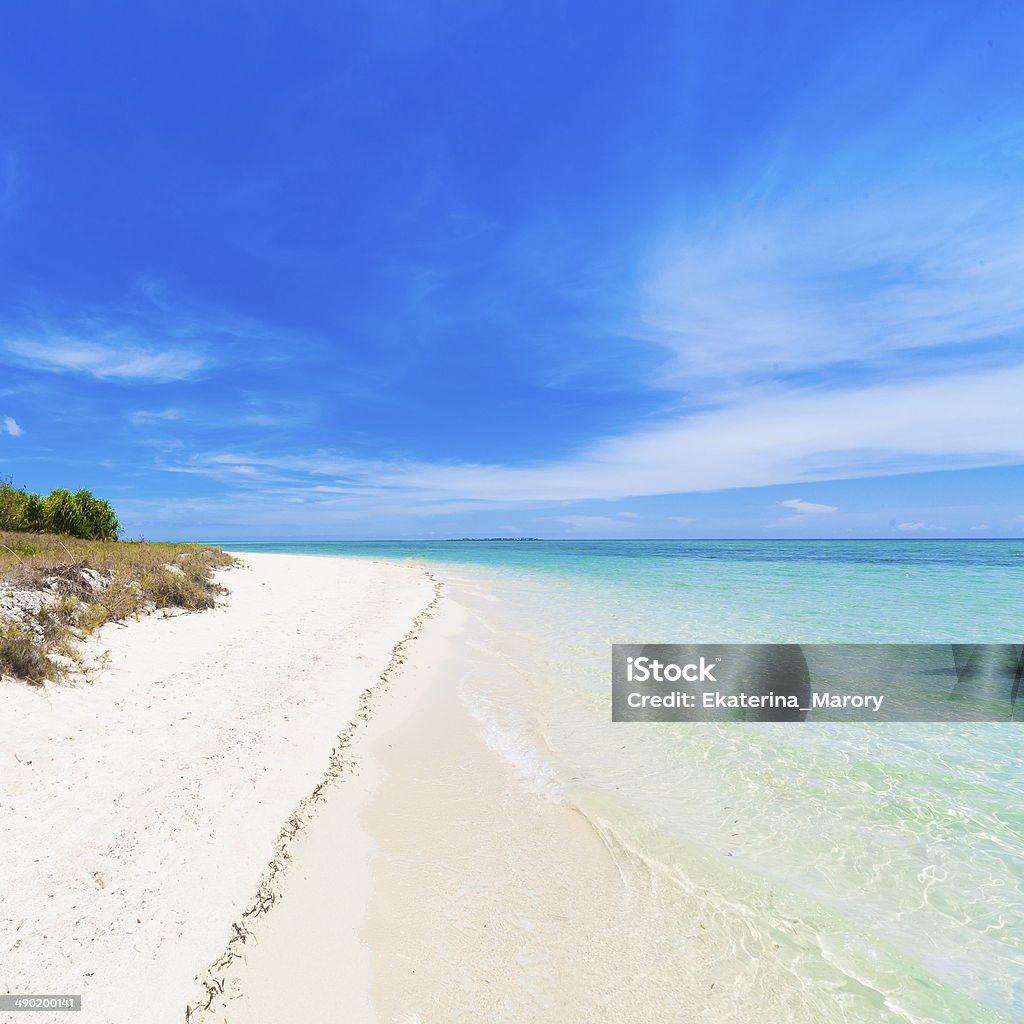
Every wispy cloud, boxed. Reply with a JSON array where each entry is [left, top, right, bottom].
[[896, 521, 951, 532], [161, 361, 1024, 514], [779, 498, 838, 516], [638, 128, 1024, 390], [129, 408, 183, 425], [6, 338, 208, 382], [0, 281, 294, 388], [777, 497, 839, 528], [2, 415, 22, 437], [128, 401, 306, 431]]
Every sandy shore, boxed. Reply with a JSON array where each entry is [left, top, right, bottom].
[[189, 588, 471, 1024], [4, 552, 690, 1024], [0, 552, 435, 1024], [189, 570, 697, 1024]]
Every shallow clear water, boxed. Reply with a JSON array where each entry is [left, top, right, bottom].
[[224, 540, 1024, 1022]]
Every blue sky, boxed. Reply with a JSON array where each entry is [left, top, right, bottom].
[[2, 1, 1024, 539]]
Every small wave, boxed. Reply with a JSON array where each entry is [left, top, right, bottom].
[[464, 697, 565, 803]]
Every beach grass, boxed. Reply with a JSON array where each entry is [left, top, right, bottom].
[[0, 530, 234, 684]]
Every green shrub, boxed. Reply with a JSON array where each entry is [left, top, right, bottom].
[[0, 480, 120, 540]]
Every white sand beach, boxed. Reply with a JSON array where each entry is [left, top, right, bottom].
[[0, 549, 757, 1024], [187, 566, 713, 1024], [0, 553, 435, 1024], [186, 592, 473, 1024], [5, 548, 1014, 1024]]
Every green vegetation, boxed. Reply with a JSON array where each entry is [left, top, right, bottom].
[[0, 480, 120, 540], [0, 528, 234, 685]]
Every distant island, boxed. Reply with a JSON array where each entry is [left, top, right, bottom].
[[446, 537, 542, 542]]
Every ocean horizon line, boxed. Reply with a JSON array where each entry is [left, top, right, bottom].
[[206, 536, 1024, 544]]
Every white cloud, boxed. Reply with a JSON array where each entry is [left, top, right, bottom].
[[2, 415, 22, 437], [779, 498, 838, 516], [667, 516, 696, 526], [129, 408, 182, 425], [378, 363, 1024, 503], [969, 523, 991, 531], [896, 522, 950, 532], [6, 339, 207, 381], [167, 362, 1024, 513], [637, 132, 1024, 386]]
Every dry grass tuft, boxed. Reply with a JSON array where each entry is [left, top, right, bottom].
[[0, 620, 56, 683], [0, 530, 235, 685]]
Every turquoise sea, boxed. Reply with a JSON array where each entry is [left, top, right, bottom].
[[224, 540, 1024, 1023]]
